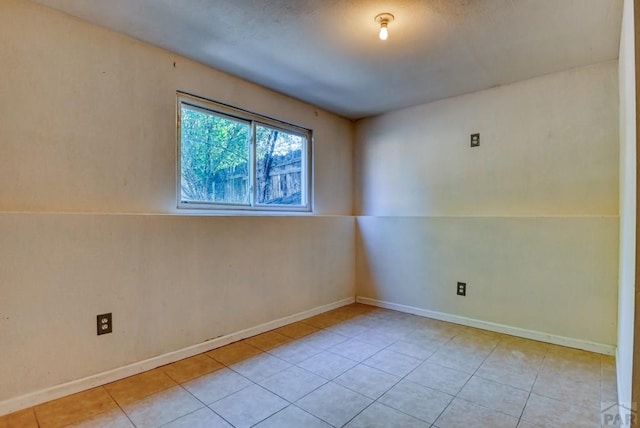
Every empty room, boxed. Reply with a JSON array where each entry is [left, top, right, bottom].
[[0, 0, 637, 427]]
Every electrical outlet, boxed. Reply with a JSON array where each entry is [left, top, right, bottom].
[[470, 133, 480, 147], [97, 313, 112, 335], [457, 282, 466, 296]]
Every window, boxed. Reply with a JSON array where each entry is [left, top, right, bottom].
[[177, 93, 312, 211]]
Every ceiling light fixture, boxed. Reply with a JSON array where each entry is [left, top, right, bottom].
[[374, 13, 394, 41]]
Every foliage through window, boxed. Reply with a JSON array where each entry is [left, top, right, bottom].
[[178, 94, 311, 211]]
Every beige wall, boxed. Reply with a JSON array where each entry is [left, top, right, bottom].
[[0, 0, 625, 409], [355, 62, 618, 217], [617, 0, 636, 407], [0, 0, 353, 215], [0, 214, 354, 402], [0, 0, 354, 402], [356, 216, 618, 345], [355, 61, 620, 347]]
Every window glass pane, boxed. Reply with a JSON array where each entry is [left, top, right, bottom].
[[180, 105, 250, 204], [255, 125, 305, 206]]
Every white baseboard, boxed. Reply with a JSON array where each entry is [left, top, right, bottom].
[[356, 296, 616, 356], [0, 297, 355, 417]]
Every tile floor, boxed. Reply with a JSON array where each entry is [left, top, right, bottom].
[[0, 304, 617, 428]]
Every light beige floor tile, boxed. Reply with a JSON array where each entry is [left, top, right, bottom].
[[206, 341, 262, 366], [475, 358, 539, 391], [353, 330, 398, 347], [459, 328, 504, 344], [378, 379, 453, 424], [245, 331, 292, 351], [532, 372, 601, 409], [301, 313, 342, 329], [254, 405, 331, 428], [209, 384, 288, 428], [327, 338, 384, 362], [325, 320, 371, 337], [386, 338, 439, 360], [345, 402, 430, 428], [342, 316, 373, 327], [348, 303, 379, 314], [335, 364, 400, 399], [406, 361, 471, 395], [326, 309, 358, 321], [182, 367, 252, 404], [68, 408, 134, 427], [448, 334, 498, 354], [0, 408, 38, 428], [602, 359, 617, 380], [496, 336, 549, 356], [541, 346, 601, 381], [121, 386, 202, 428], [425, 318, 466, 331], [326, 306, 358, 319], [434, 398, 518, 428], [298, 330, 348, 350], [361, 308, 391, 317], [274, 322, 319, 339], [377, 308, 411, 320], [346, 305, 377, 316], [297, 351, 357, 379], [337, 305, 369, 317], [267, 340, 322, 364], [458, 376, 529, 417], [521, 393, 601, 427], [371, 320, 416, 339], [352, 314, 389, 329], [162, 407, 233, 428], [104, 369, 177, 406], [601, 368, 619, 403], [34, 387, 118, 428], [602, 355, 616, 372], [538, 359, 601, 383], [296, 382, 373, 427], [258, 366, 327, 402], [161, 354, 223, 384], [427, 344, 490, 374], [363, 349, 422, 377], [392, 314, 427, 328], [487, 346, 546, 369], [545, 345, 601, 363], [403, 329, 453, 347], [230, 352, 291, 382]]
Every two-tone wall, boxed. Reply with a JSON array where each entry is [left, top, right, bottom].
[[355, 61, 620, 352], [0, 0, 628, 416], [0, 0, 355, 409]]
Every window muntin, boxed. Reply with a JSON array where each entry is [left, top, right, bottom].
[[177, 94, 312, 211]]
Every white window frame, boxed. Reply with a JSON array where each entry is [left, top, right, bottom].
[[177, 92, 313, 213]]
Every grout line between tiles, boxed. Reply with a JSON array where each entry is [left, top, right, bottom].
[[101, 385, 137, 428], [334, 324, 456, 426], [515, 343, 549, 426]]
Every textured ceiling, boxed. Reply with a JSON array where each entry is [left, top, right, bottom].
[[31, 0, 623, 119]]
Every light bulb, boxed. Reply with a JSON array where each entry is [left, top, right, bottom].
[[379, 24, 388, 40], [375, 13, 393, 41]]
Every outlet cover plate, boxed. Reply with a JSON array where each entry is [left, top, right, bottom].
[[470, 133, 480, 147], [97, 313, 112, 335], [457, 282, 467, 296]]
